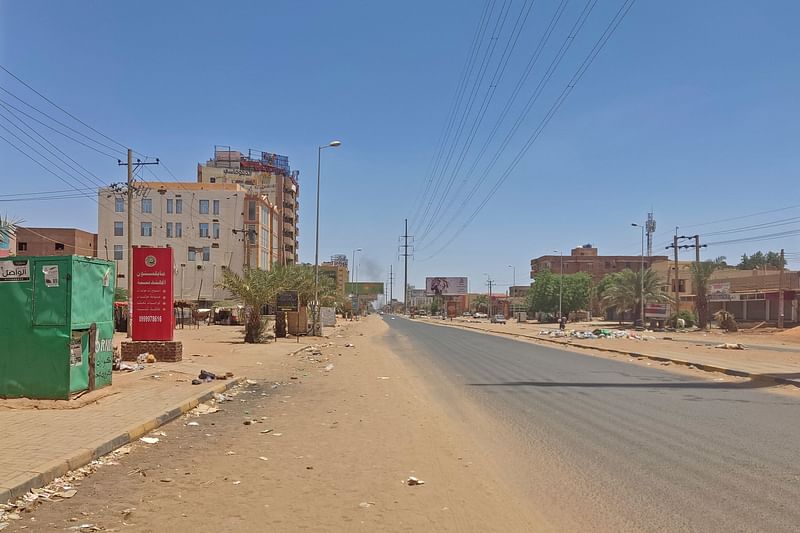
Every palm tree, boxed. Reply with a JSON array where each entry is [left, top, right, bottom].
[[601, 268, 669, 324], [0, 214, 22, 253], [218, 268, 278, 343], [691, 261, 717, 329]]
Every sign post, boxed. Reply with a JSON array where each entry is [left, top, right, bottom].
[[277, 291, 300, 341], [131, 247, 174, 341]]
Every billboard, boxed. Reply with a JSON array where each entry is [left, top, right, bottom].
[[708, 282, 732, 301], [277, 291, 299, 311], [346, 282, 384, 295], [426, 277, 468, 296], [644, 303, 669, 319], [131, 246, 174, 341]]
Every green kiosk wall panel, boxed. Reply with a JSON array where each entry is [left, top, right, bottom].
[[0, 255, 115, 399]]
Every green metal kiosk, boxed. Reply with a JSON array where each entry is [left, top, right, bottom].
[[0, 255, 116, 399]]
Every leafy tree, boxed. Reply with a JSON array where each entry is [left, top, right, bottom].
[[738, 251, 785, 270], [527, 271, 592, 316], [114, 288, 128, 303], [600, 268, 670, 323], [713, 256, 728, 267], [474, 294, 488, 313], [690, 260, 717, 329]]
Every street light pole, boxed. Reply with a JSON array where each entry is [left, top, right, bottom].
[[507, 264, 516, 289], [313, 140, 342, 336], [632, 223, 645, 326], [553, 250, 563, 319]]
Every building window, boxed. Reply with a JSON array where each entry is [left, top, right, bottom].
[[210, 177, 216, 183], [248, 200, 256, 221], [115, 197, 124, 212], [199, 200, 209, 214], [247, 224, 257, 245], [213, 222, 220, 239], [113, 245, 123, 260], [175, 199, 183, 214], [202, 246, 210, 261], [142, 198, 153, 214], [199, 223, 209, 238], [213, 199, 220, 215], [188, 247, 196, 261], [114, 221, 124, 236], [166, 222, 173, 238], [166, 198, 173, 214], [55, 243, 65, 251], [175, 222, 182, 238], [17, 242, 27, 252], [141, 222, 152, 237]]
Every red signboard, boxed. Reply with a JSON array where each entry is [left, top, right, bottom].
[[131, 246, 174, 341]]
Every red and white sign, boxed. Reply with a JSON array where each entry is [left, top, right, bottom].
[[131, 246, 174, 341]]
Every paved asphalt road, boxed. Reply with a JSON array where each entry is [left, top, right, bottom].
[[384, 316, 800, 532]]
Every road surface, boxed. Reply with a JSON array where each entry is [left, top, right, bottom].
[[384, 316, 800, 532]]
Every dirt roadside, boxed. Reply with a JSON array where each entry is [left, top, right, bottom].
[[3, 317, 543, 532]]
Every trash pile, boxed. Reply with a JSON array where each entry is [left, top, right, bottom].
[[0, 444, 134, 528], [113, 351, 158, 372], [191, 369, 234, 385], [538, 329, 656, 341]]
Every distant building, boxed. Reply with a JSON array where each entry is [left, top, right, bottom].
[[97, 181, 278, 302], [197, 146, 299, 265], [330, 254, 348, 268], [531, 244, 669, 283], [15, 227, 97, 257], [320, 261, 349, 296]]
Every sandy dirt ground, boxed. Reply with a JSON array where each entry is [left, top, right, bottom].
[[3, 317, 543, 532]]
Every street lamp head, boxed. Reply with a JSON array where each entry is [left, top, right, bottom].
[[631, 223, 639, 227], [329, 140, 342, 147]]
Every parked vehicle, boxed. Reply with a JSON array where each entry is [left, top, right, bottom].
[[462, 311, 473, 317], [473, 312, 488, 319], [491, 314, 506, 324]]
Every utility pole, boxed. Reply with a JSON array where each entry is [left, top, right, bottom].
[[232, 227, 256, 271], [399, 219, 413, 314], [117, 149, 159, 338], [389, 264, 394, 310], [486, 276, 494, 317], [778, 248, 785, 329], [666, 232, 707, 321]]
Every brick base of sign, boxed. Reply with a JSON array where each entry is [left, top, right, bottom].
[[121, 341, 183, 362]]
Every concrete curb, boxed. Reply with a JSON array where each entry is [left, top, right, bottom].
[[423, 320, 800, 389], [1, 377, 244, 505]]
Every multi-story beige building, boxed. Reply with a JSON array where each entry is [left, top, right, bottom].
[[97, 181, 278, 302], [320, 262, 349, 296], [14, 227, 97, 257], [197, 147, 300, 265]]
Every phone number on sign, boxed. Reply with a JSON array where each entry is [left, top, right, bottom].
[[138, 315, 163, 323]]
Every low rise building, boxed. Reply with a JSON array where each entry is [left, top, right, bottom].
[[97, 181, 278, 302], [15, 227, 97, 257], [320, 261, 349, 296], [531, 244, 668, 283]]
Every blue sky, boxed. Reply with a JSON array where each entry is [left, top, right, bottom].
[[1, 0, 799, 295]]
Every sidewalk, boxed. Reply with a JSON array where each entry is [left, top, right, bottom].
[[0, 325, 316, 503], [420, 318, 800, 388]]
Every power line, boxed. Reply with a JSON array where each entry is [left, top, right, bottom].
[[0, 64, 129, 152], [413, 0, 500, 234], [409, 1, 494, 228], [0, 96, 121, 159], [419, 0, 601, 250], [0, 106, 108, 188], [0, 187, 95, 198], [417, 0, 535, 242], [420, 0, 637, 260]]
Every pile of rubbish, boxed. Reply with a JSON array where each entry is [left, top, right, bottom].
[[538, 329, 656, 341], [191, 369, 234, 385], [113, 352, 157, 372], [0, 444, 134, 528]]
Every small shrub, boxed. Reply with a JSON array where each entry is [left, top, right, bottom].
[[668, 310, 697, 328]]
